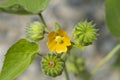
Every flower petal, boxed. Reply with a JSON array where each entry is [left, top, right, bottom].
[[47, 31, 56, 40], [64, 36, 71, 46], [57, 29, 66, 36], [56, 44, 67, 53], [47, 41, 56, 52]]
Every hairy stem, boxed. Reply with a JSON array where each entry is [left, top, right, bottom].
[[91, 44, 120, 75]]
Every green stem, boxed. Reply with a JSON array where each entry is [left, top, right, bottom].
[[61, 52, 67, 60], [64, 64, 70, 80], [37, 53, 43, 57], [91, 44, 120, 75], [38, 13, 49, 32]]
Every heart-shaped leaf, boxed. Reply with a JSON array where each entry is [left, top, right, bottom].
[[105, 0, 120, 37], [0, 39, 39, 80], [0, 0, 50, 14]]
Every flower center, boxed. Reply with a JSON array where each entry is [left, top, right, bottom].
[[54, 35, 64, 44], [48, 61, 55, 67], [59, 40, 64, 44], [55, 35, 61, 40]]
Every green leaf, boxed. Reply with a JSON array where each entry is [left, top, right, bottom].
[[54, 22, 61, 31], [105, 0, 120, 37], [0, 0, 50, 14], [0, 39, 39, 80]]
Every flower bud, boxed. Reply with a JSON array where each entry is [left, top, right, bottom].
[[54, 22, 61, 31], [26, 21, 45, 41], [41, 54, 64, 77], [72, 20, 98, 46]]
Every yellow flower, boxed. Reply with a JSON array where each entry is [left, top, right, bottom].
[[47, 29, 71, 53]]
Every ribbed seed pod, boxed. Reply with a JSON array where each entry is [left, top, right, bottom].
[[26, 21, 45, 41], [67, 56, 85, 75], [72, 20, 98, 46], [41, 54, 64, 77]]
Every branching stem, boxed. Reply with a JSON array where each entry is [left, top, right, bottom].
[[37, 53, 43, 57], [38, 13, 49, 32]]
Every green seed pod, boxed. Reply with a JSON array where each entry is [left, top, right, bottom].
[[41, 54, 64, 77], [26, 21, 45, 41], [72, 20, 98, 46], [66, 55, 85, 75]]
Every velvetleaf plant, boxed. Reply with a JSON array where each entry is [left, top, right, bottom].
[[0, 0, 120, 80]]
